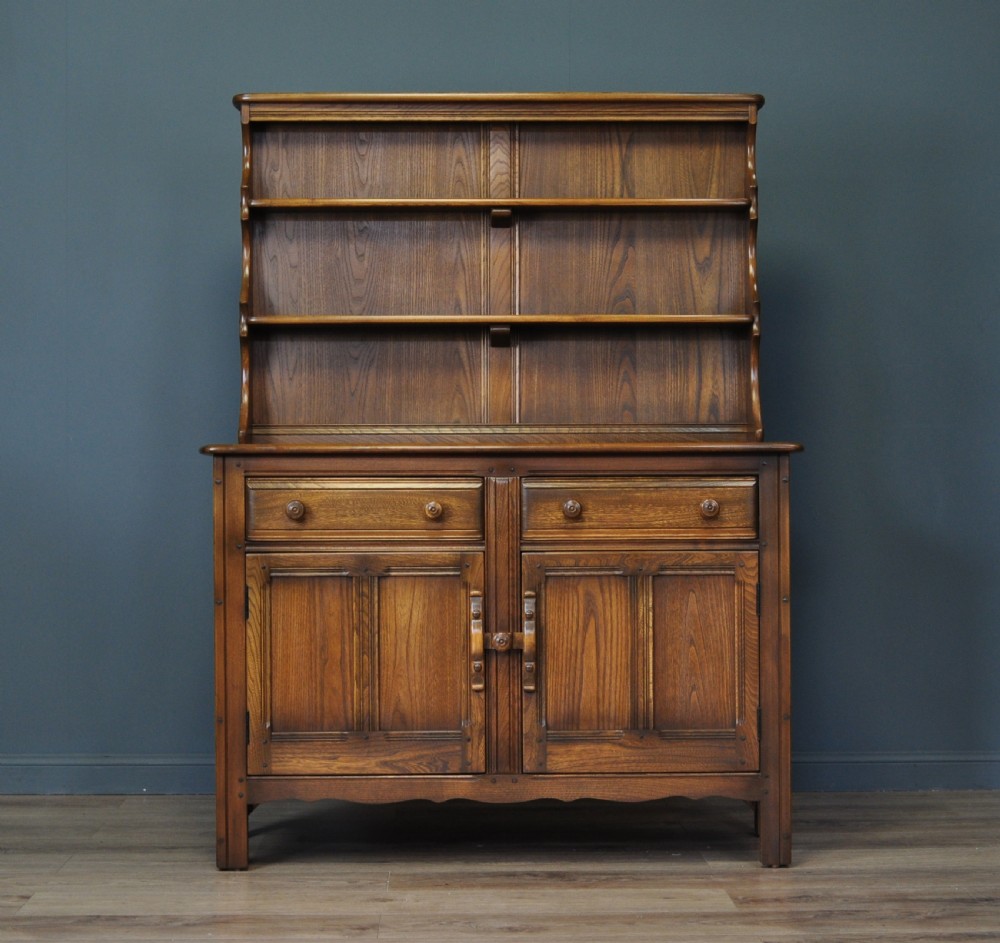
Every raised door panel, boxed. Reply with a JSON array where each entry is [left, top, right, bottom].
[[247, 552, 485, 775], [522, 551, 758, 774]]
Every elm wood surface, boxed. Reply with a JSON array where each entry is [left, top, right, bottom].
[[235, 94, 764, 445], [3, 793, 998, 942], [209, 93, 798, 870], [208, 447, 795, 870]]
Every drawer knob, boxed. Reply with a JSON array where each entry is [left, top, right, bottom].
[[284, 500, 306, 521], [700, 498, 721, 519], [562, 499, 583, 519], [424, 501, 444, 520]]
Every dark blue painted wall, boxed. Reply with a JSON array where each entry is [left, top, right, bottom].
[[2, 0, 998, 792]]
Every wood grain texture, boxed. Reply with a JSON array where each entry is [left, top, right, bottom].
[[250, 328, 485, 427], [517, 326, 749, 425], [522, 551, 758, 775], [520, 476, 757, 541], [518, 212, 748, 316], [376, 571, 468, 732], [252, 123, 483, 199], [518, 122, 747, 199], [245, 552, 486, 777], [4, 793, 998, 940], [269, 571, 357, 733], [252, 213, 485, 316], [540, 570, 634, 732], [245, 477, 484, 541]]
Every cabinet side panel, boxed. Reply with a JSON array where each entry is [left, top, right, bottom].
[[518, 123, 746, 199], [252, 123, 484, 199]]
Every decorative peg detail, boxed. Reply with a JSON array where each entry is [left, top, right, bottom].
[[490, 208, 513, 227]]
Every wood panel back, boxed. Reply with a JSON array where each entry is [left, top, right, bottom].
[[517, 122, 747, 199], [252, 213, 485, 316], [518, 211, 747, 316], [249, 328, 485, 427], [516, 326, 749, 426], [252, 123, 484, 199]]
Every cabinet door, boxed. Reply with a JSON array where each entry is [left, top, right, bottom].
[[247, 552, 486, 775], [522, 551, 758, 774]]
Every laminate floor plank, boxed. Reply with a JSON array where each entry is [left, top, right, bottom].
[[1, 792, 998, 942]]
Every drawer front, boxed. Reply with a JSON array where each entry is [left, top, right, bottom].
[[521, 477, 757, 540], [247, 478, 484, 540]]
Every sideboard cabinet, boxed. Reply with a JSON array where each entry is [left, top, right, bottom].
[[204, 93, 799, 869]]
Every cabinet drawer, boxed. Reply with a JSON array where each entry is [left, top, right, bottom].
[[521, 477, 757, 540], [247, 478, 484, 540]]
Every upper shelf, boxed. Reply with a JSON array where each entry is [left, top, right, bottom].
[[245, 313, 756, 327]]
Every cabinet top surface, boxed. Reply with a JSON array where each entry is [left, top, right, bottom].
[[234, 92, 764, 120], [202, 440, 801, 456]]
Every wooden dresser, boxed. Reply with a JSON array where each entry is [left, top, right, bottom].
[[203, 93, 799, 869]]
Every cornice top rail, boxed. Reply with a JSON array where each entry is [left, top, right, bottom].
[[234, 92, 764, 122]]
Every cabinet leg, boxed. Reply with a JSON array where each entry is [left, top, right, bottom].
[[216, 788, 249, 870], [758, 788, 791, 867]]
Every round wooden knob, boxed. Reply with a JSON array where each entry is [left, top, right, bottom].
[[562, 499, 583, 519], [424, 501, 443, 520], [285, 500, 306, 521], [700, 498, 721, 519], [492, 632, 512, 651]]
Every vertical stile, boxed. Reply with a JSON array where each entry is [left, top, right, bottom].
[[238, 108, 253, 442], [487, 123, 515, 422], [747, 116, 763, 440]]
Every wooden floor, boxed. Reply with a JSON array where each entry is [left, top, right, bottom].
[[1, 792, 997, 941]]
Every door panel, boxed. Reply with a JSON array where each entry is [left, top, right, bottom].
[[376, 572, 468, 732], [540, 572, 635, 732], [269, 571, 357, 733], [247, 552, 485, 775], [652, 569, 739, 732], [522, 551, 758, 774]]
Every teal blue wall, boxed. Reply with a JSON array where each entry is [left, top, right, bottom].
[[2, 1, 998, 792]]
